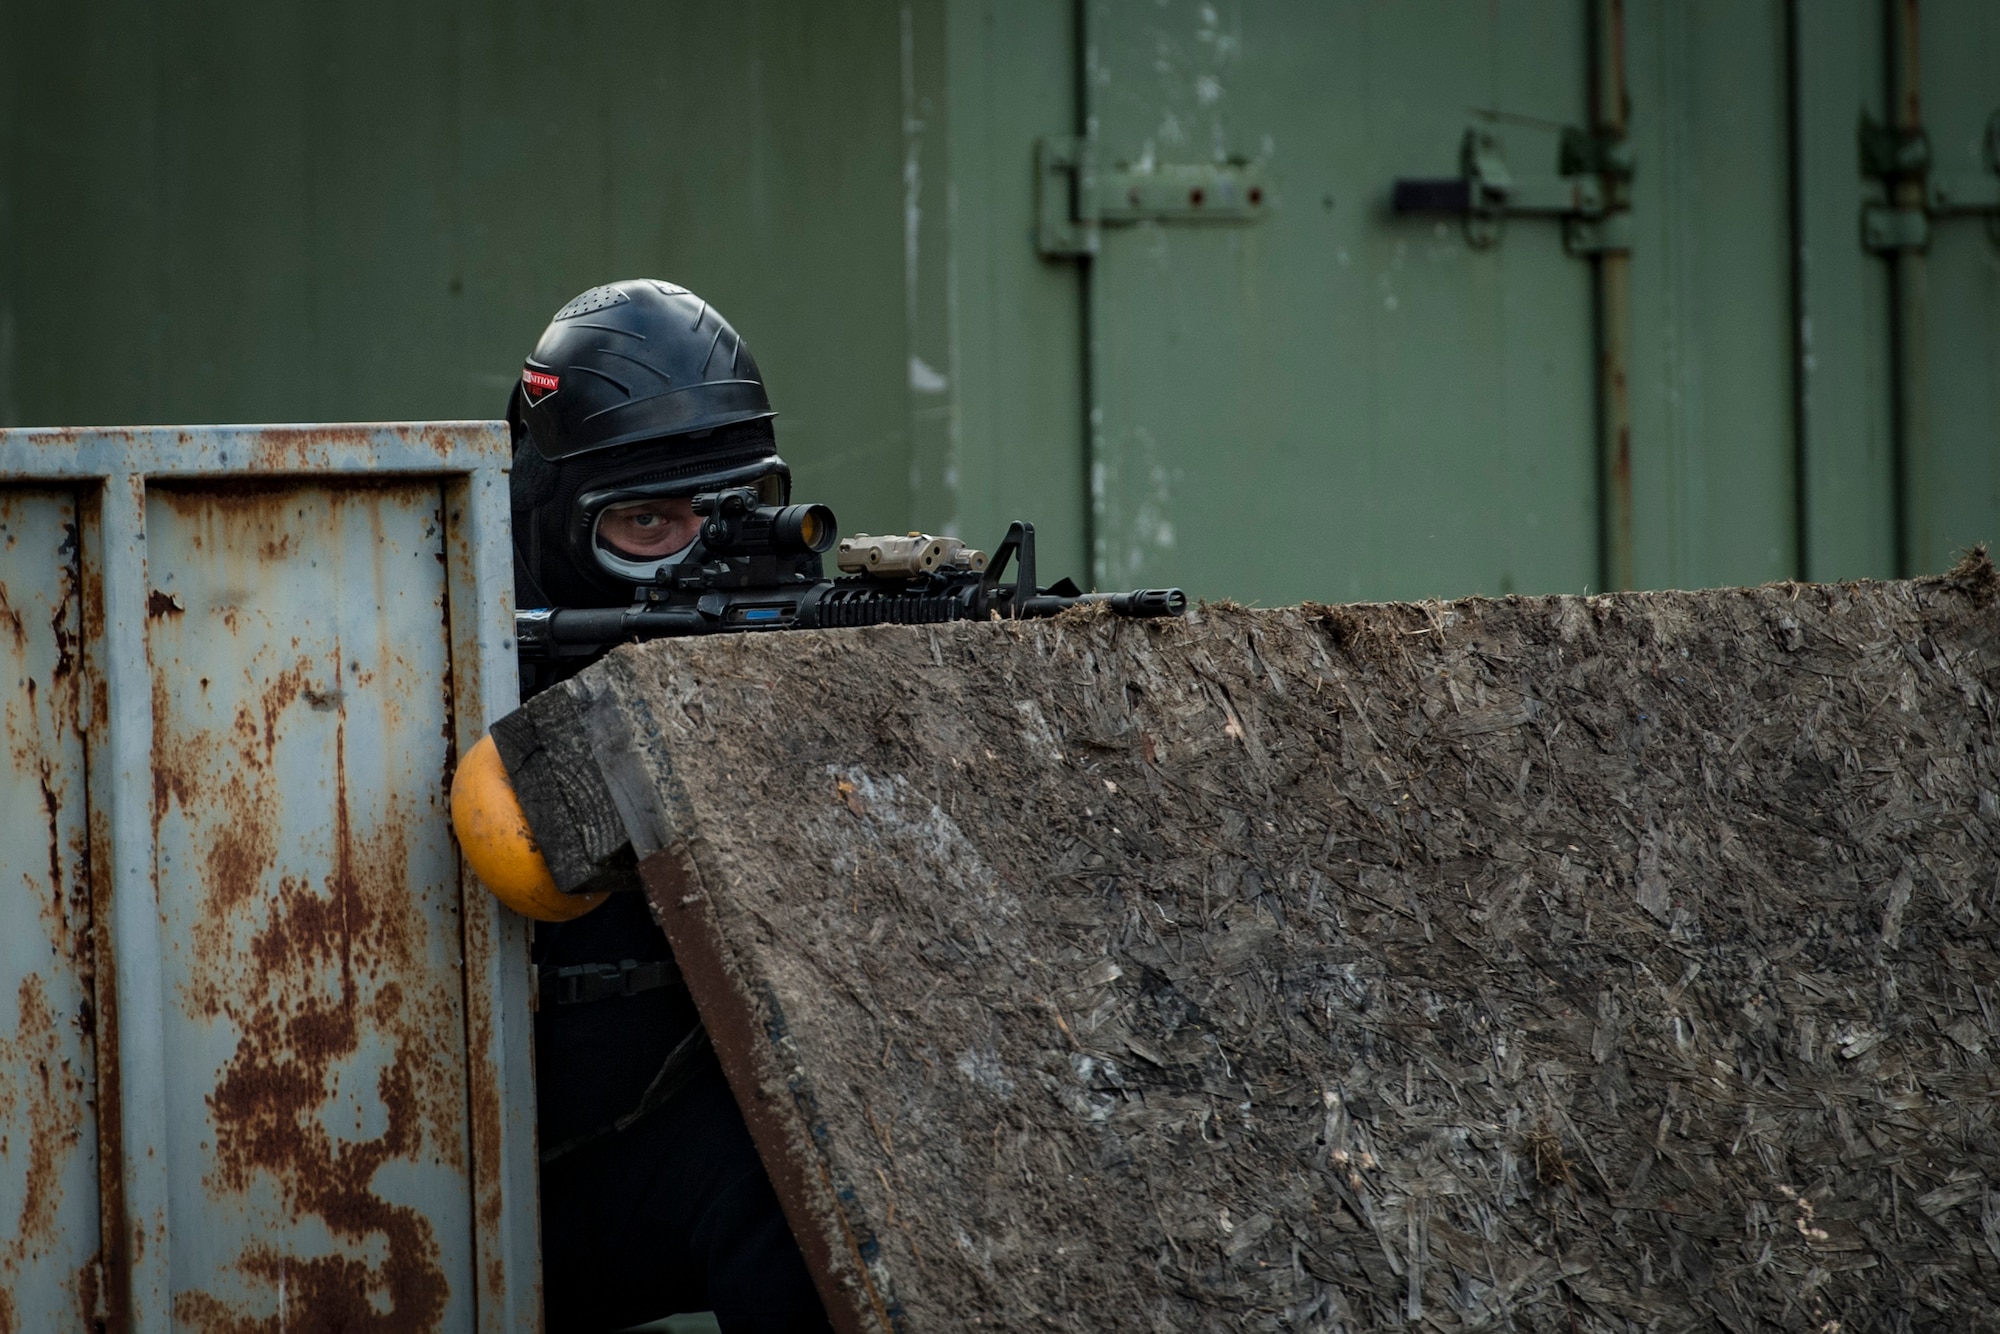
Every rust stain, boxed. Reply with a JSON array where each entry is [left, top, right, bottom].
[[0, 976, 92, 1324], [39, 762, 64, 927], [6, 681, 33, 778], [201, 803, 278, 924], [82, 425, 475, 480], [9, 426, 141, 453], [50, 576, 78, 684], [150, 672, 207, 848], [459, 888, 508, 1314], [246, 425, 402, 473], [154, 649, 304, 954], [76, 490, 129, 1334], [138, 482, 471, 1329], [90, 912, 128, 1334], [256, 661, 311, 764], [0, 498, 103, 1328], [63, 822, 93, 975], [75, 1250, 104, 1331], [145, 486, 468, 1328], [148, 474, 422, 520], [175, 711, 452, 1331], [0, 581, 24, 655], [1896, 0, 1922, 129]]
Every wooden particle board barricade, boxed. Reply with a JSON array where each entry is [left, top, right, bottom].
[[493, 556, 2000, 1333]]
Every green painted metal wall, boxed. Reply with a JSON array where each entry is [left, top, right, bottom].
[[1624, 0, 1799, 589], [1083, 1, 1601, 604], [2, 0, 1996, 603], [0, 1, 922, 551], [1901, 0, 2000, 578], [1073, 0, 1998, 600]]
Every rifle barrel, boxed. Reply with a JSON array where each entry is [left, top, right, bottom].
[[1012, 589, 1184, 619], [1096, 588, 1188, 618]]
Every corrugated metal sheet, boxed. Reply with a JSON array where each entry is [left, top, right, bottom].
[[0, 425, 533, 1333]]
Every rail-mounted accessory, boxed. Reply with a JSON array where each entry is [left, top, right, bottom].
[[837, 532, 988, 579]]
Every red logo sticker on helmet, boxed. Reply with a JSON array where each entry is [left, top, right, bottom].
[[521, 368, 561, 404]]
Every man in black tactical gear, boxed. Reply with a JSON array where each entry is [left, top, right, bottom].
[[508, 279, 833, 1334]]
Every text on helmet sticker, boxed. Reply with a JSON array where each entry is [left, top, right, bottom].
[[521, 368, 560, 404]]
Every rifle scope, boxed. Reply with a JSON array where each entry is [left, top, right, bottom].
[[771, 503, 838, 553], [692, 488, 838, 555]]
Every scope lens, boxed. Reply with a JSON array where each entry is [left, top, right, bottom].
[[773, 503, 838, 554]]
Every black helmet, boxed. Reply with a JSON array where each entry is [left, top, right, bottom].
[[517, 278, 776, 459], [508, 279, 789, 609]]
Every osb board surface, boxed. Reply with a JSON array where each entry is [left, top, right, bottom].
[[587, 560, 1999, 1332]]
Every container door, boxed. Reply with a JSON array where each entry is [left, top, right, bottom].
[[1909, 0, 2000, 574], [1796, 0, 2000, 580], [0, 488, 105, 1328], [1083, 0, 1600, 603], [146, 482, 475, 1328], [1622, 0, 1801, 589]]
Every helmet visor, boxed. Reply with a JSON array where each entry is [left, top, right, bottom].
[[577, 459, 789, 518]]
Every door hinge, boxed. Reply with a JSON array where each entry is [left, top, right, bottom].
[[1392, 125, 1633, 256], [1860, 110, 2000, 253], [1036, 136, 1268, 259]]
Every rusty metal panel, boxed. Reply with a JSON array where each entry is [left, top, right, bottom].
[[0, 423, 532, 1334], [0, 487, 106, 1331], [146, 482, 472, 1327], [438, 469, 543, 1327]]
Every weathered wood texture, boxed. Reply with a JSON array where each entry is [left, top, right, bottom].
[[507, 557, 2000, 1332], [490, 674, 638, 895]]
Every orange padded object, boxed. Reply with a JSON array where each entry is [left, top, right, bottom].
[[450, 733, 607, 922]]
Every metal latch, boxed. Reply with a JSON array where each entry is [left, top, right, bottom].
[[1392, 125, 1633, 256], [1037, 136, 1267, 258], [1861, 110, 2000, 253]]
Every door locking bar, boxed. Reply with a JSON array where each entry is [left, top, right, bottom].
[[1037, 136, 1267, 258], [1861, 110, 2000, 253], [1392, 125, 1633, 255]]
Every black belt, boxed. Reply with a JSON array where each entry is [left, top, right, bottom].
[[539, 959, 684, 1007]]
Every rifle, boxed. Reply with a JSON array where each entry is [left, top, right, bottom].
[[516, 486, 1186, 664]]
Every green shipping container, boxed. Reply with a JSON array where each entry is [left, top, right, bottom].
[[2, 0, 1996, 602]]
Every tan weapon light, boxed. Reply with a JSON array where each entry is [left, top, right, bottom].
[[836, 532, 989, 579]]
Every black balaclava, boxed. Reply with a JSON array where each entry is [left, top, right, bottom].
[[508, 385, 782, 610]]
